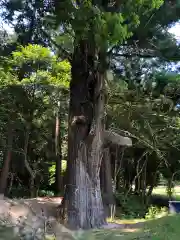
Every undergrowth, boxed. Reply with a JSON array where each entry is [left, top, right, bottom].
[[115, 192, 147, 218], [115, 191, 170, 220]]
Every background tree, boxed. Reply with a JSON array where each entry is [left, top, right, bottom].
[[0, 44, 70, 197]]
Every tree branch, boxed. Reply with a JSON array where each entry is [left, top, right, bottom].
[[42, 30, 72, 62], [112, 52, 159, 59], [104, 130, 132, 147]]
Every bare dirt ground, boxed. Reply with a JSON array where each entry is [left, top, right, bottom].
[[0, 195, 75, 239], [0, 196, 62, 222], [0, 195, 144, 239]]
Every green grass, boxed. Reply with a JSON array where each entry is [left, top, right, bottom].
[[77, 186, 180, 239], [153, 186, 180, 196], [82, 214, 180, 240], [153, 186, 180, 200], [82, 186, 180, 239]]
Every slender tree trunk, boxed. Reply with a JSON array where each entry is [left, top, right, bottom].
[[8, 173, 14, 195], [167, 178, 174, 200], [114, 146, 118, 190], [102, 148, 115, 219], [134, 178, 139, 194], [141, 159, 147, 204], [113, 147, 124, 191], [30, 177, 35, 198], [61, 40, 106, 229], [146, 171, 158, 198], [100, 155, 106, 193], [24, 129, 36, 197], [0, 124, 13, 195], [55, 102, 62, 194]]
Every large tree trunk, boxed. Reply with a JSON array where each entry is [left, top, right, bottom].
[[0, 124, 13, 195], [61, 40, 106, 229]]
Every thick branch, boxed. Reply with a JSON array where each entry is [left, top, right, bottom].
[[103, 130, 132, 147]]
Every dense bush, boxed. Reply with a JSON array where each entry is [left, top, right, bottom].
[[115, 192, 147, 218], [115, 191, 170, 219]]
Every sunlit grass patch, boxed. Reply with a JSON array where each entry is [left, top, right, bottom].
[[107, 217, 145, 224], [153, 186, 180, 199], [82, 214, 180, 240]]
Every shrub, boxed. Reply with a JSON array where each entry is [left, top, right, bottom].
[[115, 192, 147, 218], [145, 206, 168, 220], [38, 190, 54, 197]]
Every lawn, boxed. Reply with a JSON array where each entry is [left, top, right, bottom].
[[83, 186, 180, 239], [153, 186, 180, 199], [82, 214, 180, 240]]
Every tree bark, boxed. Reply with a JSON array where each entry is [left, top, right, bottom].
[[0, 123, 13, 195], [61, 40, 106, 229], [101, 148, 115, 219], [23, 128, 36, 197], [55, 102, 63, 194], [100, 157, 105, 193]]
